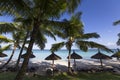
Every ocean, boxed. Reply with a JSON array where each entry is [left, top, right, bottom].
[[2, 49, 115, 62]]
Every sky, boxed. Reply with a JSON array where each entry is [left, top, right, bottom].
[[0, 0, 120, 49], [79, 0, 120, 49]]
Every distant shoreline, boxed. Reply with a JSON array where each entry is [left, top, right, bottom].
[[3, 49, 115, 61], [6, 48, 117, 51]]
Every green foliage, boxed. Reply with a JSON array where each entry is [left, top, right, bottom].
[[78, 33, 100, 39], [0, 0, 81, 18], [66, 0, 81, 13], [35, 30, 47, 50], [51, 42, 65, 52], [0, 22, 18, 34], [76, 41, 113, 53], [0, 35, 13, 43], [40, 24, 56, 41], [113, 20, 120, 26], [53, 12, 83, 39], [0, 72, 120, 80], [0, 45, 11, 52], [0, 0, 82, 80]]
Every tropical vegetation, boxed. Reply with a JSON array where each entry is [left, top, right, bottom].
[[0, 72, 120, 80], [0, 0, 82, 80], [50, 12, 113, 73], [0, 0, 114, 80]]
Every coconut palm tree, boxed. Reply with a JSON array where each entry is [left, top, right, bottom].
[[51, 34, 113, 73], [14, 18, 57, 70], [12, 19, 32, 70], [15, 30, 29, 70], [50, 13, 113, 73], [0, 0, 81, 80], [1, 30, 26, 68], [0, 22, 28, 68]]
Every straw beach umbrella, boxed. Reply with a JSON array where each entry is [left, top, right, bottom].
[[67, 51, 82, 67], [91, 49, 111, 67], [21, 53, 35, 59], [0, 52, 7, 57], [45, 52, 61, 68]]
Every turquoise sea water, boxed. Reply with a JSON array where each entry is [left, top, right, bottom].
[[2, 49, 115, 61]]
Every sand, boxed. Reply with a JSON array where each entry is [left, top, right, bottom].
[[0, 59, 120, 73]]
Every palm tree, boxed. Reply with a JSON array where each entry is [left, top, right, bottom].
[[0, 21, 31, 70], [12, 19, 31, 70], [51, 34, 113, 73], [0, 0, 81, 80], [15, 30, 29, 70], [1, 30, 26, 68], [0, 22, 28, 68], [50, 13, 113, 73]]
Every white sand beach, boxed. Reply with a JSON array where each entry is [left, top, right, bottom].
[[0, 59, 120, 73]]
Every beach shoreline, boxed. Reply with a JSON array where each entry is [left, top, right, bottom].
[[0, 59, 120, 72]]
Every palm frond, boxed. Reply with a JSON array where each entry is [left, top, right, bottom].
[[76, 33, 100, 40], [0, 22, 18, 33], [40, 25, 56, 41], [66, 0, 81, 13], [76, 41, 113, 53], [116, 38, 120, 46], [44, 19, 83, 39], [44, 30, 56, 41], [12, 30, 26, 41], [14, 17, 32, 26], [42, 19, 70, 30], [35, 31, 47, 50], [53, 30, 66, 39], [0, 35, 13, 43], [50, 42, 65, 52], [0, 0, 32, 17], [116, 33, 120, 46], [0, 45, 11, 52], [113, 20, 120, 26], [34, 0, 67, 19]]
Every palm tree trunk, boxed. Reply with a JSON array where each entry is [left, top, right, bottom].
[[74, 59, 76, 68], [52, 60, 54, 76], [1, 45, 16, 68], [15, 31, 29, 70], [15, 21, 39, 80], [100, 59, 103, 68], [68, 48, 71, 73]]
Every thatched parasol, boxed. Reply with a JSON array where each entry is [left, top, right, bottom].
[[45, 52, 61, 68], [0, 52, 7, 57], [67, 51, 82, 67], [21, 53, 35, 59], [91, 49, 111, 67]]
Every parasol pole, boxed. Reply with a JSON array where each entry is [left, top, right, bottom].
[[52, 59, 54, 76], [100, 58, 103, 68]]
